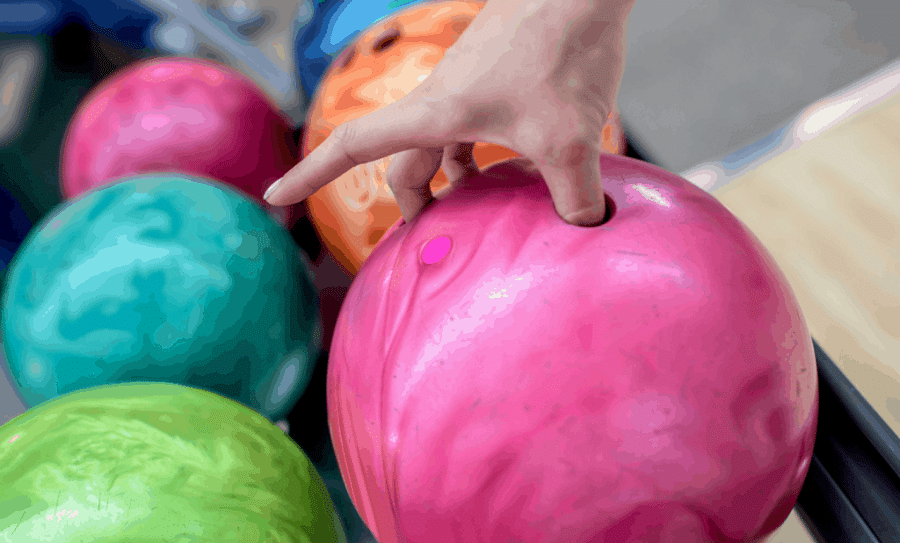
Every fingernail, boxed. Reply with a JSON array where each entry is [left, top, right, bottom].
[[263, 178, 281, 202]]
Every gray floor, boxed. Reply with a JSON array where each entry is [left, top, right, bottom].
[[619, 0, 899, 172]]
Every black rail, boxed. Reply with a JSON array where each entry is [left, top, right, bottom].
[[795, 339, 900, 543]]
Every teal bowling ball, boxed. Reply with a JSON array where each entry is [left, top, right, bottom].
[[0, 382, 346, 542], [1, 174, 321, 420]]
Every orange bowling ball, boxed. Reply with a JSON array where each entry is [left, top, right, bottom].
[[303, 0, 626, 276]]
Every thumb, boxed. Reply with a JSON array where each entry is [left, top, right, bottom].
[[536, 140, 607, 227]]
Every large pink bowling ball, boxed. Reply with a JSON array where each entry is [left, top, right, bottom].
[[327, 156, 818, 543], [60, 57, 300, 226]]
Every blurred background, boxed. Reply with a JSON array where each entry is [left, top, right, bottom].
[[1, 0, 898, 541], [3, 0, 896, 223]]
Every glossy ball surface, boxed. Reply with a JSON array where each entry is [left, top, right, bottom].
[[1, 174, 321, 420], [60, 57, 300, 226], [0, 382, 346, 542], [303, 0, 626, 276], [294, 0, 430, 99], [327, 156, 818, 543]]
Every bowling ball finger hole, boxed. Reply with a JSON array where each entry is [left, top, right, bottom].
[[337, 47, 356, 70], [372, 28, 402, 53], [368, 228, 387, 246], [450, 18, 472, 35], [570, 193, 616, 228], [599, 193, 617, 226]]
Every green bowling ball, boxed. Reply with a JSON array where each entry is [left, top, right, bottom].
[[0, 382, 346, 542], [1, 174, 321, 420]]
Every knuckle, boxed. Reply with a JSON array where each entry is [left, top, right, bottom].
[[385, 150, 418, 188], [545, 135, 600, 169], [328, 123, 348, 150], [329, 122, 365, 165], [330, 123, 354, 150], [384, 158, 406, 188], [406, 84, 451, 127]]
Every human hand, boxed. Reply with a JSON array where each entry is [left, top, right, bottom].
[[265, 0, 636, 227]]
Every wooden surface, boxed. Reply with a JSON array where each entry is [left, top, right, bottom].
[[768, 510, 816, 543], [714, 91, 900, 436], [710, 86, 900, 543]]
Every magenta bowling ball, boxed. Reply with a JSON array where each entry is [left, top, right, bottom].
[[60, 57, 300, 226], [327, 156, 818, 543]]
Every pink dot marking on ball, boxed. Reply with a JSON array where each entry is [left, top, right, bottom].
[[422, 236, 452, 264], [50, 219, 62, 230]]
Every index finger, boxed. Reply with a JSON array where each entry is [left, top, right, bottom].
[[264, 95, 450, 206]]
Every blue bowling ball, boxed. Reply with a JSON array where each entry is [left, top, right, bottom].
[[295, 0, 429, 99], [0, 184, 33, 288], [1, 174, 322, 420]]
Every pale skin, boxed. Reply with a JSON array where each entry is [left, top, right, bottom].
[[265, 0, 638, 227]]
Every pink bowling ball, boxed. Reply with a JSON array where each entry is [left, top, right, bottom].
[[327, 156, 818, 543], [60, 57, 300, 226]]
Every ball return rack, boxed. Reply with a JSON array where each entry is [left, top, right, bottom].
[[796, 340, 900, 543]]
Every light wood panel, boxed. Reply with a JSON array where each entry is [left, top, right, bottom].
[[711, 87, 900, 543], [768, 510, 817, 543], [713, 92, 900, 438]]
